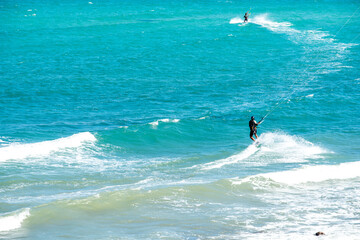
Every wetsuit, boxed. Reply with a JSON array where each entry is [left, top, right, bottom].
[[244, 13, 249, 22], [249, 119, 258, 138]]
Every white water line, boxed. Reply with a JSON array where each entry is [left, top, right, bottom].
[[261, 5, 360, 122]]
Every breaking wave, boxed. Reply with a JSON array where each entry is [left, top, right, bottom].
[[0, 132, 96, 162], [0, 208, 30, 232]]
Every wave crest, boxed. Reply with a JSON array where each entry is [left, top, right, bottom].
[[0, 132, 96, 162], [0, 208, 30, 232]]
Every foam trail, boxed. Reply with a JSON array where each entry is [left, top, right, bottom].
[[201, 144, 259, 170], [199, 132, 327, 170], [229, 15, 293, 30], [0, 208, 30, 232], [0, 132, 96, 162], [234, 161, 360, 186], [250, 14, 295, 33], [231, 14, 355, 51]]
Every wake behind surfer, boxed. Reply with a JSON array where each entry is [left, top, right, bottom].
[[244, 11, 249, 22], [249, 116, 261, 141]]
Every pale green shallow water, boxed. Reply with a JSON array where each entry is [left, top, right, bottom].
[[1, 0, 360, 239]]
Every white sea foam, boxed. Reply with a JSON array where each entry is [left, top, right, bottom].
[[0, 132, 96, 162], [266, 161, 360, 184], [255, 132, 327, 162], [201, 144, 259, 170], [229, 17, 243, 24], [230, 14, 355, 75], [230, 15, 294, 31], [199, 132, 327, 170], [149, 119, 180, 127], [250, 14, 294, 32], [248, 14, 337, 47], [0, 208, 30, 232], [230, 14, 333, 49], [232, 161, 360, 186]]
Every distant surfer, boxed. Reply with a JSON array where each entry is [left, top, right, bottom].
[[244, 11, 250, 22], [249, 116, 262, 141]]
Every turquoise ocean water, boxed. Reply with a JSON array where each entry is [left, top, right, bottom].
[[1, 0, 360, 239]]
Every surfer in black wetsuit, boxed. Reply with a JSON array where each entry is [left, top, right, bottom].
[[249, 116, 261, 141], [244, 11, 249, 22]]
